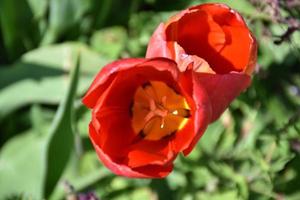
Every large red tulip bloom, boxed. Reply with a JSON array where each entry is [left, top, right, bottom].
[[146, 3, 257, 128], [82, 58, 212, 178], [83, 3, 257, 178]]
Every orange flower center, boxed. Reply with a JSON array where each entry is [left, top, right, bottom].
[[131, 81, 191, 140]]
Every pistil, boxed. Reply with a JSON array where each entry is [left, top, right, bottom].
[[131, 81, 191, 141]]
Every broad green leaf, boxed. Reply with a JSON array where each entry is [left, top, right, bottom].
[[0, 42, 108, 120], [77, 108, 91, 137], [0, 0, 39, 60], [0, 129, 48, 199], [21, 42, 105, 73], [0, 77, 68, 120], [0, 63, 64, 90], [0, 52, 79, 199], [42, 0, 88, 44], [27, 0, 48, 19], [30, 105, 55, 135], [43, 54, 80, 197]]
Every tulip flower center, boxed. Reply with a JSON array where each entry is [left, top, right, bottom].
[[131, 81, 191, 140]]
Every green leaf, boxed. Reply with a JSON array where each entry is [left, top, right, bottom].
[[26, 0, 48, 19], [258, 25, 300, 69], [42, 0, 87, 44], [0, 0, 39, 60], [196, 190, 239, 200], [0, 42, 108, 120], [0, 129, 48, 199], [209, 162, 249, 199], [150, 179, 174, 200], [77, 108, 91, 137], [50, 167, 111, 200], [128, 11, 174, 56], [191, 167, 216, 189], [270, 140, 295, 173], [250, 179, 275, 199], [0, 54, 79, 199], [286, 192, 300, 200], [193, 0, 257, 16], [21, 42, 104, 73], [30, 105, 55, 135], [235, 109, 267, 153], [0, 77, 66, 121], [199, 120, 225, 155], [90, 26, 127, 59], [43, 53, 80, 197]]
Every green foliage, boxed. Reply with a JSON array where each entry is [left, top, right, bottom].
[[0, 0, 300, 200], [43, 54, 80, 197], [0, 127, 47, 198]]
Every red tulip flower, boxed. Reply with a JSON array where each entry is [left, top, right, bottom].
[[147, 3, 257, 123], [83, 3, 257, 178], [82, 58, 212, 178]]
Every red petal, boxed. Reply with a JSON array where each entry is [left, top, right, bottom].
[[86, 58, 183, 177], [83, 58, 179, 108], [146, 23, 173, 59], [168, 42, 213, 73], [196, 4, 257, 74], [165, 9, 226, 64], [245, 34, 257, 75], [146, 3, 257, 75], [127, 139, 176, 168], [82, 58, 145, 108], [191, 3, 247, 27], [137, 58, 179, 80], [90, 72, 138, 158], [133, 164, 173, 178], [217, 26, 254, 73], [180, 71, 212, 155], [195, 72, 251, 122], [89, 123, 172, 178], [91, 62, 180, 155]]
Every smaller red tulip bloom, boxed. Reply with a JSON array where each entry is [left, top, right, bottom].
[[82, 58, 212, 178], [146, 3, 257, 126]]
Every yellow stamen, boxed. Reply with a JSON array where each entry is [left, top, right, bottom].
[[131, 81, 191, 140]]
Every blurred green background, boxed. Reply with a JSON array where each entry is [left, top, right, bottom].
[[0, 0, 300, 199]]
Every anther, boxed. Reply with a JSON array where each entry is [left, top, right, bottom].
[[131, 81, 191, 141]]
